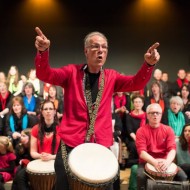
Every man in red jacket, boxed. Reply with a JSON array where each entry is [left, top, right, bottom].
[[34, 27, 160, 190]]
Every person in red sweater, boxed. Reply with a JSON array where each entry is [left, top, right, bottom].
[[34, 27, 160, 190], [136, 103, 187, 189]]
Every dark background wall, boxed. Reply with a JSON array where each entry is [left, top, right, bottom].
[[0, 0, 190, 83]]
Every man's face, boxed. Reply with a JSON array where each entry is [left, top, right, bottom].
[[147, 105, 162, 127], [84, 35, 108, 72], [178, 70, 186, 80]]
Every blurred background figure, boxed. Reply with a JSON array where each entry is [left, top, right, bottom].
[[27, 69, 40, 96], [176, 123, 190, 180], [162, 96, 189, 137], [0, 136, 16, 190], [0, 72, 6, 83], [180, 84, 190, 121], [47, 85, 63, 121], [22, 82, 41, 123], [0, 82, 13, 135], [5, 96, 38, 148], [7, 66, 20, 96], [125, 94, 146, 167]]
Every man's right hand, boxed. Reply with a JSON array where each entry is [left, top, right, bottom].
[[35, 27, 50, 52]]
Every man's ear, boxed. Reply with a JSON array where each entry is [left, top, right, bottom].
[[84, 48, 88, 56]]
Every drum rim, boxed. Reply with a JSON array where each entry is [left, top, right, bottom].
[[145, 162, 178, 179], [26, 159, 55, 174], [68, 166, 119, 188], [26, 169, 55, 175], [68, 143, 119, 184]]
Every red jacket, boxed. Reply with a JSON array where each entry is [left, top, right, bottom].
[[35, 51, 154, 147]]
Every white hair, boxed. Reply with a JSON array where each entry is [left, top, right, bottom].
[[146, 103, 162, 114]]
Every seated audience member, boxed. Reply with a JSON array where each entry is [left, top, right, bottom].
[[47, 85, 63, 120], [5, 96, 38, 148], [125, 94, 146, 167], [0, 72, 6, 83], [172, 69, 188, 96], [180, 84, 190, 121], [136, 103, 187, 190], [30, 99, 61, 160], [27, 68, 40, 96], [22, 82, 41, 122], [0, 136, 16, 190], [11, 100, 61, 190], [144, 81, 169, 113], [161, 71, 173, 98], [162, 96, 189, 137], [13, 75, 28, 97], [114, 91, 131, 141], [176, 123, 190, 180], [14, 128, 32, 165], [11, 128, 33, 190], [114, 92, 131, 116], [7, 66, 20, 96], [152, 68, 168, 98], [0, 82, 13, 135]]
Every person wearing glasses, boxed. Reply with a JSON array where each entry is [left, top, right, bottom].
[[30, 100, 60, 161], [11, 100, 61, 190], [34, 27, 160, 190], [136, 103, 187, 190]]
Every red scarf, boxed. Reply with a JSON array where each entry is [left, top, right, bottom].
[[150, 98, 165, 113], [130, 111, 146, 127], [114, 94, 126, 109], [176, 78, 189, 88], [0, 92, 10, 110]]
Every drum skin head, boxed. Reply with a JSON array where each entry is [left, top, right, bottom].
[[68, 143, 119, 184], [26, 159, 55, 174]]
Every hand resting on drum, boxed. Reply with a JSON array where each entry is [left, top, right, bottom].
[[40, 152, 56, 161], [152, 158, 170, 172]]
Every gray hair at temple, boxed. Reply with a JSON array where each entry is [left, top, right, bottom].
[[84, 32, 108, 48], [169, 96, 183, 109], [146, 103, 162, 114]]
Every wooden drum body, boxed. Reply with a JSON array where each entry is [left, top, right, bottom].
[[68, 143, 119, 190], [26, 159, 56, 190], [145, 162, 178, 181]]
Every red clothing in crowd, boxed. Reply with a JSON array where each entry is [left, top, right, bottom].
[[0, 152, 16, 182], [31, 124, 60, 153], [35, 51, 154, 148], [136, 123, 176, 163]]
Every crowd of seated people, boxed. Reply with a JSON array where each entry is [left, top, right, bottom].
[[1, 65, 190, 190], [0, 67, 64, 190]]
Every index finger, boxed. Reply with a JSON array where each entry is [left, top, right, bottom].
[[148, 42, 160, 52], [35, 27, 44, 37]]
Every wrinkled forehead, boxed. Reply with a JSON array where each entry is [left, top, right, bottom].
[[147, 104, 162, 113], [89, 35, 107, 44]]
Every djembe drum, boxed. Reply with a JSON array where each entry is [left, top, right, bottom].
[[26, 159, 56, 190], [145, 162, 178, 181], [67, 143, 119, 190]]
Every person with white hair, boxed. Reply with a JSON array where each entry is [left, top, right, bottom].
[[161, 96, 189, 137], [136, 103, 187, 190]]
